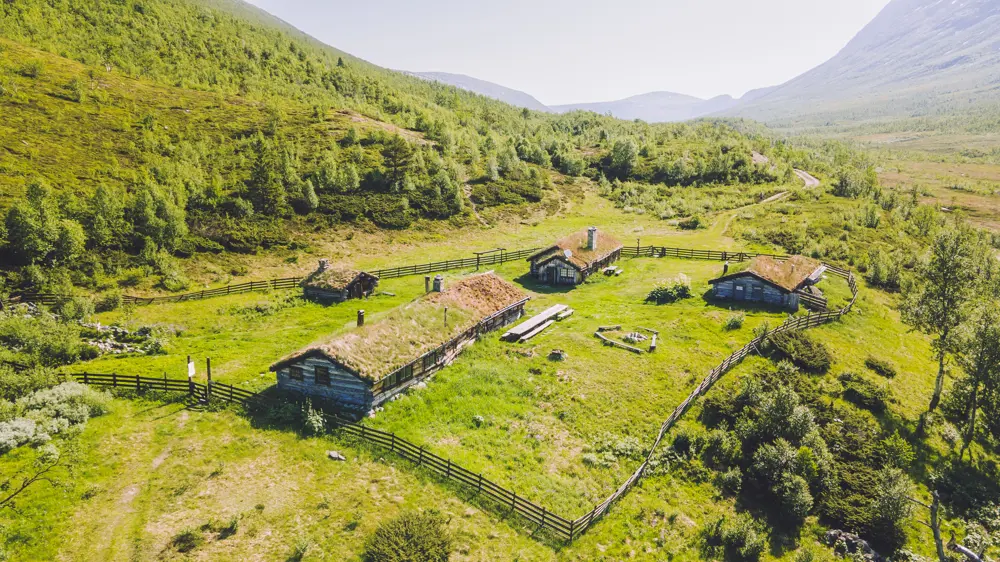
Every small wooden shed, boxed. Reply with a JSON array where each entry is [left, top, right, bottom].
[[301, 260, 379, 303], [527, 227, 623, 285], [709, 255, 825, 311], [272, 273, 527, 415]]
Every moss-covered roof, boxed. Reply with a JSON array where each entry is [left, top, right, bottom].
[[527, 229, 623, 271], [272, 273, 526, 382], [711, 255, 824, 292], [301, 264, 370, 291]]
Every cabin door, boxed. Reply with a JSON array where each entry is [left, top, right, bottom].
[[734, 284, 746, 301], [546, 267, 557, 285]]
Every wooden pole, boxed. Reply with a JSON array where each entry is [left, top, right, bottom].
[[206, 357, 212, 402]]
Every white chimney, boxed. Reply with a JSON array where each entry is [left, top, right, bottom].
[[587, 227, 598, 251], [318, 259, 330, 272]]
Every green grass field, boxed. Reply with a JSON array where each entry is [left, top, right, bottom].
[[2, 185, 958, 561]]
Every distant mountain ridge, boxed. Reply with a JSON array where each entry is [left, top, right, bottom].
[[403, 71, 779, 123], [722, 0, 1000, 123], [406, 71, 551, 112], [414, 0, 1000, 126]]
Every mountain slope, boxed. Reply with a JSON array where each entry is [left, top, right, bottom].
[[407, 71, 550, 112], [726, 0, 1000, 124]]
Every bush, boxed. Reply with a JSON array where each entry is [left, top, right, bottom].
[[864, 356, 897, 378], [171, 528, 204, 553], [769, 331, 832, 373], [678, 215, 705, 230], [647, 274, 692, 304], [0, 365, 59, 402], [362, 511, 451, 562], [838, 372, 889, 413], [95, 290, 124, 313], [724, 312, 745, 331], [701, 513, 768, 562]]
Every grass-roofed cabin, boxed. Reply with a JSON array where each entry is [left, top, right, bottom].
[[709, 255, 826, 311], [527, 227, 623, 285], [271, 273, 528, 416], [301, 260, 379, 303]]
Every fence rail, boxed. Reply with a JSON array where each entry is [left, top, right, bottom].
[[4, 245, 794, 308], [3, 249, 543, 308], [60, 249, 859, 542]]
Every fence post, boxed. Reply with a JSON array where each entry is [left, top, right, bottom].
[[112, 372, 117, 388], [446, 459, 451, 478], [390, 433, 396, 452], [418, 446, 424, 466], [136, 374, 141, 392], [477, 473, 483, 494], [84, 372, 89, 385]]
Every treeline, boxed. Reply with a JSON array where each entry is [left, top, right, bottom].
[[0, 0, 806, 297]]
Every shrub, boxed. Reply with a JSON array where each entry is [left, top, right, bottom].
[[647, 274, 692, 304], [700, 513, 768, 562], [362, 511, 451, 562], [95, 290, 124, 313], [723, 312, 745, 331], [717, 467, 743, 495], [678, 215, 705, 230], [0, 365, 59, 403], [864, 249, 901, 290], [171, 528, 204, 553], [864, 356, 897, 378], [769, 331, 832, 373], [877, 431, 915, 469], [838, 372, 889, 413], [19, 60, 43, 78]]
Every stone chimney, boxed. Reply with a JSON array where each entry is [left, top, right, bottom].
[[587, 227, 598, 251], [723, 261, 730, 275], [433, 274, 444, 292], [357, 310, 365, 327], [318, 259, 330, 272]]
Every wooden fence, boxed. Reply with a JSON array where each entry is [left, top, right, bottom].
[[3, 249, 542, 308], [59, 249, 860, 541], [4, 245, 793, 308]]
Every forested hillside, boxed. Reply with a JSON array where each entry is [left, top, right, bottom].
[[0, 0, 800, 298]]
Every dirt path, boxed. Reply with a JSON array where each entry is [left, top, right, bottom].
[[794, 169, 821, 188]]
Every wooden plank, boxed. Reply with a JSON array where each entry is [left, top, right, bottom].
[[501, 304, 567, 341], [519, 319, 555, 342]]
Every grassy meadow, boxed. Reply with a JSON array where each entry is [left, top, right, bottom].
[[3, 180, 961, 561]]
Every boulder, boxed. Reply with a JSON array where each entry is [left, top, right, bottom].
[[825, 529, 884, 562], [327, 450, 346, 461]]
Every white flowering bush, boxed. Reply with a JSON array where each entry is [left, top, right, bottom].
[[0, 382, 110, 454]]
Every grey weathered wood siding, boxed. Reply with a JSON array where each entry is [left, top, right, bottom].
[[712, 276, 799, 310], [276, 355, 373, 412]]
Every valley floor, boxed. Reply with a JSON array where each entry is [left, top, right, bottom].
[[2, 186, 950, 561]]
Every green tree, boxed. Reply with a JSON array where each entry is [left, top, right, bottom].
[[53, 219, 86, 264], [3, 180, 61, 264], [382, 134, 414, 187], [611, 138, 638, 179], [952, 301, 1000, 459], [245, 134, 287, 215], [902, 226, 983, 414], [87, 184, 128, 249]]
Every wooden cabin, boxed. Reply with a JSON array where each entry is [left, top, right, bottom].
[[301, 260, 379, 303], [527, 227, 623, 285], [271, 273, 527, 416], [709, 255, 825, 311]]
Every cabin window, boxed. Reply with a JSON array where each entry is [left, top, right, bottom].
[[400, 364, 414, 383], [289, 367, 304, 381], [315, 366, 331, 386]]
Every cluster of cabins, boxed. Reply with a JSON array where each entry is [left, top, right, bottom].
[[272, 227, 826, 414]]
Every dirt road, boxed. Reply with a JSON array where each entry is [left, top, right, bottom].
[[795, 169, 821, 188]]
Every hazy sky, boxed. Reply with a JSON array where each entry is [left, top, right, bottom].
[[245, 0, 893, 105]]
